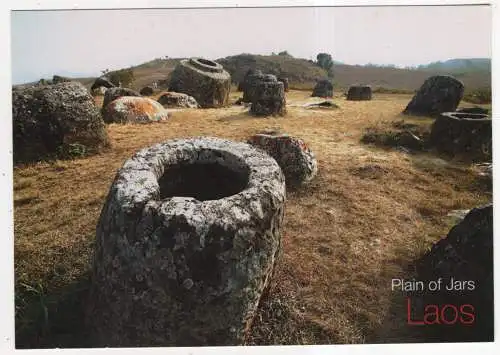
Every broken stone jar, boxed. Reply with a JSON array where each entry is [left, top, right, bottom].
[[87, 137, 286, 347]]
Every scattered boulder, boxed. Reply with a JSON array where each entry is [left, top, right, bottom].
[[403, 75, 464, 116], [91, 76, 116, 92], [415, 204, 493, 341], [169, 58, 231, 108], [249, 79, 286, 117], [87, 137, 286, 346], [248, 132, 317, 187], [101, 87, 141, 111], [429, 111, 491, 160], [140, 86, 154, 96], [278, 77, 289, 92], [12, 81, 110, 163], [312, 79, 333, 98], [102, 96, 169, 124], [157, 91, 199, 108], [347, 85, 372, 101]]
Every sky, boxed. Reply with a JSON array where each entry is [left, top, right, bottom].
[[11, 5, 492, 84]]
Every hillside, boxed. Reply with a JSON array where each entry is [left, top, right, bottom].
[[332, 63, 491, 92], [96, 54, 329, 91], [416, 58, 491, 72], [128, 54, 491, 92], [217, 54, 328, 86], [30, 54, 491, 94]]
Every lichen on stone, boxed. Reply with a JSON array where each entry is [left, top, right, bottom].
[[87, 137, 286, 347]]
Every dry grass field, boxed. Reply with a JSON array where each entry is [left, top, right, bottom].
[[13, 90, 491, 347]]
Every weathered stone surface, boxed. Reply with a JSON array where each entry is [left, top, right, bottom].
[[93, 86, 108, 96], [312, 79, 333, 98], [103, 96, 169, 124], [347, 85, 372, 101], [239, 69, 262, 94], [140, 86, 154, 96], [169, 58, 231, 108], [248, 132, 317, 187], [87, 137, 286, 346], [278, 77, 289, 92], [101, 87, 141, 112], [430, 111, 491, 161], [415, 204, 493, 341], [249, 81, 286, 117], [403, 75, 464, 116], [12, 81, 110, 163], [242, 71, 267, 103], [91, 77, 116, 92], [157, 91, 199, 108]]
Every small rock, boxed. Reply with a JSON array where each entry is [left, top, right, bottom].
[[103, 96, 169, 124], [248, 132, 317, 187]]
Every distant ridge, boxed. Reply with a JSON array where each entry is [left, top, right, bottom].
[[17, 54, 491, 92], [416, 58, 491, 72]]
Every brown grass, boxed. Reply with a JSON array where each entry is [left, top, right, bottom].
[[14, 91, 491, 347]]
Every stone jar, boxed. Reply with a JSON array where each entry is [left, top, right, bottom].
[[87, 137, 286, 347]]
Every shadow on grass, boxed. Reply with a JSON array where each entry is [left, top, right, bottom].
[[15, 272, 92, 349], [216, 110, 284, 123]]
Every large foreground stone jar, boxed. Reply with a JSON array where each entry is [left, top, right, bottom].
[[87, 137, 286, 347], [169, 58, 231, 108]]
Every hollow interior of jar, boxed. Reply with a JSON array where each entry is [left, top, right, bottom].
[[158, 149, 250, 201]]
